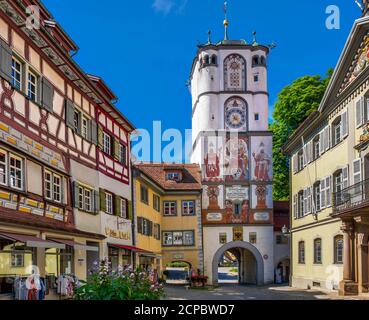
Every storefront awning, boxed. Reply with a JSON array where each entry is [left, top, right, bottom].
[[108, 243, 149, 253], [0, 232, 65, 249], [49, 238, 99, 252]]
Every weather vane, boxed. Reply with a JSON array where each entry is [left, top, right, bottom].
[[223, 1, 229, 41]]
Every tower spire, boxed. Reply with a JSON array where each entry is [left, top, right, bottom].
[[223, 1, 229, 41]]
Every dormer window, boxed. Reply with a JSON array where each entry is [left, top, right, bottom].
[[166, 172, 181, 182]]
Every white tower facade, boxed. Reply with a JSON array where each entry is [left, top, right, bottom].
[[190, 34, 275, 285]]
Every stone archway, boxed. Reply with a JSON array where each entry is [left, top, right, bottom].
[[212, 241, 264, 286]]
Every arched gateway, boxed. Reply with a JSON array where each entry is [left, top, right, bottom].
[[212, 241, 265, 286]]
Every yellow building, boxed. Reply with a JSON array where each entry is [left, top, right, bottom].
[[132, 163, 203, 276], [284, 9, 369, 295]]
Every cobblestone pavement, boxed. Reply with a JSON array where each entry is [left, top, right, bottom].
[[164, 284, 369, 300]]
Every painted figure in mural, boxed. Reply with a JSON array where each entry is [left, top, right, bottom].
[[253, 142, 271, 181], [207, 185, 220, 210], [242, 200, 250, 224], [204, 143, 220, 180], [256, 185, 267, 209], [224, 137, 249, 181]]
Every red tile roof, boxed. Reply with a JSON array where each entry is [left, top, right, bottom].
[[134, 163, 202, 191], [0, 207, 105, 239]]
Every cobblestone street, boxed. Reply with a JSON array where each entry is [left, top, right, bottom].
[[164, 284, 369, 301]]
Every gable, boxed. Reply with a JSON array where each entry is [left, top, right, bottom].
[[319, 16, 369, 112]]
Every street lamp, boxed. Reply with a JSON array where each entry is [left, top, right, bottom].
[[281, 225, 290, 236]]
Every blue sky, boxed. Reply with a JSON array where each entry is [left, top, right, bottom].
[[43, 0, 359, 161]]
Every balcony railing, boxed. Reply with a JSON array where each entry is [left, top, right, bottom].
[[333, 179, 369, 214]]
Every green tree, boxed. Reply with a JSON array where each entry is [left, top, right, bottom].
[[271, 69, 333, 200]]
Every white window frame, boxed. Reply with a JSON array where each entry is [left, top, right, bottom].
[[119, 143, 127, 165], [163, 232, 173, 246], [182, 200, 195, 216], [27, 69, 38, 102], [11, 57, 22, 91], [105, 192, 113, 215], [166, 172, 180, 181], [163, 201, 177, 216], [53, 174, 61, 203], [82, 115, 89, 139], [78, 186, 84, 210], [103, 132, 111, 155], [11, 252, 24, 268], [120, 198, 127, 219], [9, 154, 23, 191], [183, 231, 195, 246], [84, 188, 92, 212], [44, 170, 52, 200], [44, 170, 62, 203], [173, 231, 184, 246], [0, 149, 7, 186]]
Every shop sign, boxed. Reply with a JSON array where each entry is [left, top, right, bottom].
[[207, 212, 223, 222], [226, 186, 249, 201], [253, 212, 270, 222], [173, 253, 184, 260], [105, 227, 131, 241]]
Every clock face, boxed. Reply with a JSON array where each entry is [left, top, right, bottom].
[[226, 108, 246, 129]]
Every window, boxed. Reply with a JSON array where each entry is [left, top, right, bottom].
[[120, 198, 127, 219], [252, 56, 260, 67], [27, 70, 38, 102], [153, 224, 161, 240], [44, 170, 62, 203], [313, 136, 320, 160], [11, 253, 24, 268], [211, 55, 217, 65], [163, 232, 173, 246], [153, 194, 161, 212], [234, 202, 241, 215], [314, 182, 321, 212], [78, 187, 84, 210], [82, 116, 89, 139], [182, 201, 195, 216], [9, 155, 23, 190], [334, 170, 344, 194], [164, 201, 177, 216], [140, 185, 149, 204], [298, 151, 304, 171], [219, 233, 227, 244], [254, 113, 260, 121], [11, 57, 22, 90], [224, 54, 246, 91], [163, 231, 195, 246], [254, 75, 259, 82], [298, 241, 305, 264], [334, 235, 343, 264], [103, 132, 111, 155], [73, 110, 81, 134], [84, 189, 92, 212], [332, 117, 342, 146], [0, 150, 6, 185], [105, 192, 113, 215], [314, 239, 322, 264], [249, 233, 257, 244], [298, 191, 304, 218], [166, 172, 180, 181], [118, 144, 127, 166]]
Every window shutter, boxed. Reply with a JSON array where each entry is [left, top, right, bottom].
[[293, 194, 297, 219], [319, 131, 325, 155], [0, 38, 12, 83], [41, 77, 54, 113], [98, 126, 103, 149], [341, 111, 348, 138], [114, 195, 121, 216], [99, 189, 106, 212], [321, 179, 326, 209], [72, 181, 79, 208], [292, 154, 298, 174], [65, 99, 75, 128], [127, 200, 133, 220], [113, 138, 120, 161], [325, 126, 331, 151], [90, 120, 98, 145], [302, 145, 307, 167], [342, 166, 349, 190], [149, 221, 153, 237], [356, 98, 364, 128], [157, 224, 161, 240], [326, 176, 332, 207], [93, 189, 100, 213], [353, 159, 362, 185], [137, 217, 143, 234]]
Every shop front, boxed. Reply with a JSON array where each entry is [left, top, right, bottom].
[[138, 252, 162, 273]]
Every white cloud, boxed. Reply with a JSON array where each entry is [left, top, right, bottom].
[[152, 0, 188, 15]]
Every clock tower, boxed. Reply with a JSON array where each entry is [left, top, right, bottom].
[[190, 3, 275, 285]]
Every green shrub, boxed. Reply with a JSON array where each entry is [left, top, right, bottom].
[[74, 260, 165, 300]]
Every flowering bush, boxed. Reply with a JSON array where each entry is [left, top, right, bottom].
[[74, 260, 165, 300]]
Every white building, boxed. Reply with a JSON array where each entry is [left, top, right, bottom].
[[190, 20, 275, 285]]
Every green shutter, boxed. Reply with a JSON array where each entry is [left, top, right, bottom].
[[113, 138, 119, 160], [98, 126, 103, 149], [41, 77, 54, 112], [114, 195, 121, 216], [90, 120, 98, 145], [72, 181, 79, 208], [128, 200, 133, 221], [94, 189, 100, 214], [157, 224, 161, 240], [65, 99, 75, 129], [99, 189, 106, 212], [0, 38, 12, 83]]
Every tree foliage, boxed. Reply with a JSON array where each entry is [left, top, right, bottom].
[[271, 69, 333, 200]]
